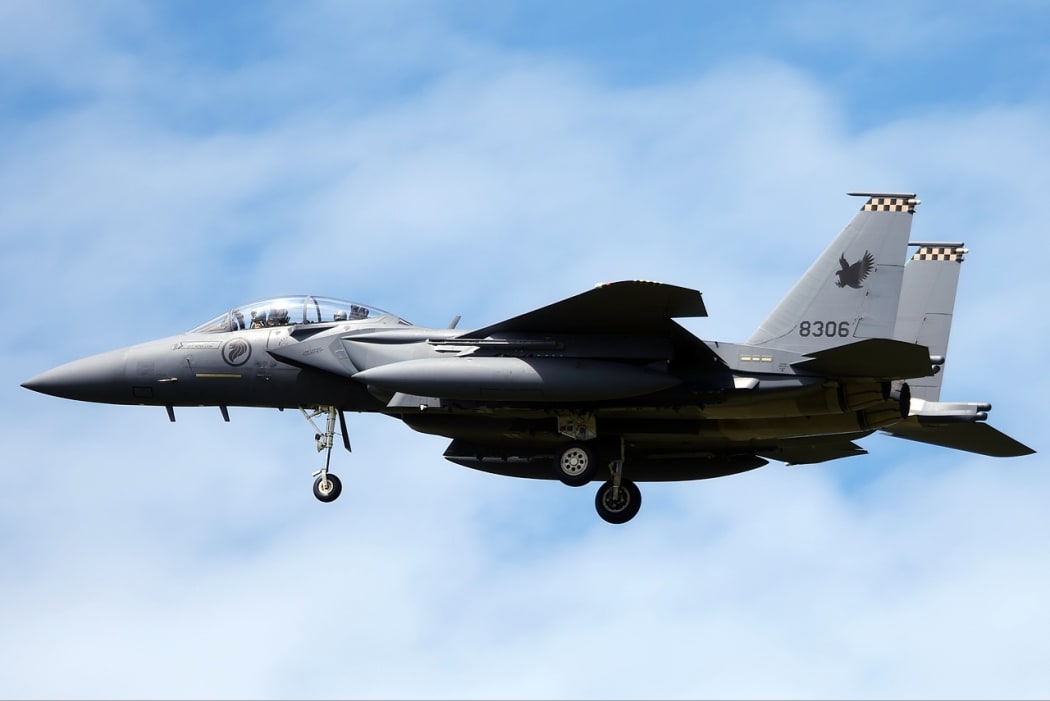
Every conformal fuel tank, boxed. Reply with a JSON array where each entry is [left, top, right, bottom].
[[352, 357, 680, 402]]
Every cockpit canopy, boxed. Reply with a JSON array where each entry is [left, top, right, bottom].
[[190, 296, 407, 333]]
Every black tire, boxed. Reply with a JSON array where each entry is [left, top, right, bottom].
[[313, 473, 343, 503], [554, 441, 598, 487], [594, 480, 641, 524]]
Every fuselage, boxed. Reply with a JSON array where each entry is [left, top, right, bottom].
[[22, 293, 906, 486]]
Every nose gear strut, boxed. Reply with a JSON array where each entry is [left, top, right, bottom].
[[300, 405, 350, 503]]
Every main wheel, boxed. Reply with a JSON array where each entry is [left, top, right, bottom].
[[554, 441, 598, 487], [595, 480, 641, 524], [313, 473, 343, 503]]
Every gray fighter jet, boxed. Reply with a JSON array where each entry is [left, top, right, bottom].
[[23, 193, 1033, 523]]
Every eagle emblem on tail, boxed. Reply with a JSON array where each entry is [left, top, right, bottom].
[[835, 251, 875, 289]]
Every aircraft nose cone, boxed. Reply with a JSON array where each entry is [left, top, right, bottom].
[[22, 349, 130, 403]]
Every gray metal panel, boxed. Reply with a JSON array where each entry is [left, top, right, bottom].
[[748, 194, 917, 353]]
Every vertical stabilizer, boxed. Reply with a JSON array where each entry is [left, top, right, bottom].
[[893, 244, 966, 401], [748, 193, 918, 353]]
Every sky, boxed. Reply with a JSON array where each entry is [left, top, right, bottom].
[[2, 1, 1049, 698]]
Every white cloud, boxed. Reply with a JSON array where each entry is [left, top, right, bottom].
[[4, 412, 1045, 698]]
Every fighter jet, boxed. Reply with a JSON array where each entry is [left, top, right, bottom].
[[22, 193, 1034, 523]]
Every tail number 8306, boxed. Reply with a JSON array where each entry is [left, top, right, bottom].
[[799, 320, 851, 338]]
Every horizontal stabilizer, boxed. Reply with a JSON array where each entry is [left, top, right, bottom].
[[463, 280, 707, 337], [792, 338, 933, 380], [882, 418, 1035, 457]]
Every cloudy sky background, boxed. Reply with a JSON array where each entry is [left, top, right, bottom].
[[2, 1, 1049, 698]]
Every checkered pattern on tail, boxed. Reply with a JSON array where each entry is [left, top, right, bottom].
[[912, 246, 965, 262], [861, 196, 920, 213]]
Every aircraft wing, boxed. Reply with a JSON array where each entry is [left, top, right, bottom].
[[460, 280, 708, 336], [882, 418, 1035, 457]]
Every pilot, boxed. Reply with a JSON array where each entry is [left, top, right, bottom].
[[268, 308, 290, 326], [333, 310, 348, 322], [250, 309, 268, 329]]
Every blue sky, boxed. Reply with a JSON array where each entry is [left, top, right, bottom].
[[2, 1, 1049, 698]]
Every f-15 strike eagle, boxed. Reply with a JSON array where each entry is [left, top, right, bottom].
[[23, 192, 1034, 523]]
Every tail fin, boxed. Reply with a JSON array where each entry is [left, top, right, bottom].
[[748, 193, 918, 353], [882, 242, 1035, 457], [893, 243, 966, 401]]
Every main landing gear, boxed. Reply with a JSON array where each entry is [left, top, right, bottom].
[[594, 458, 642, 525], [554, 441, 599, 486], [553, 435, 642, 524], [300, 405, 350, 503]]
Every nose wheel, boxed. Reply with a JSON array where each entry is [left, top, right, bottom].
[[313, 473, 343, 502], [300, 405, 350, 503]]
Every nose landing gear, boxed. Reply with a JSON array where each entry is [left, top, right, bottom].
[[313, 472, 342, 502], [300, 405, 350, 503]]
